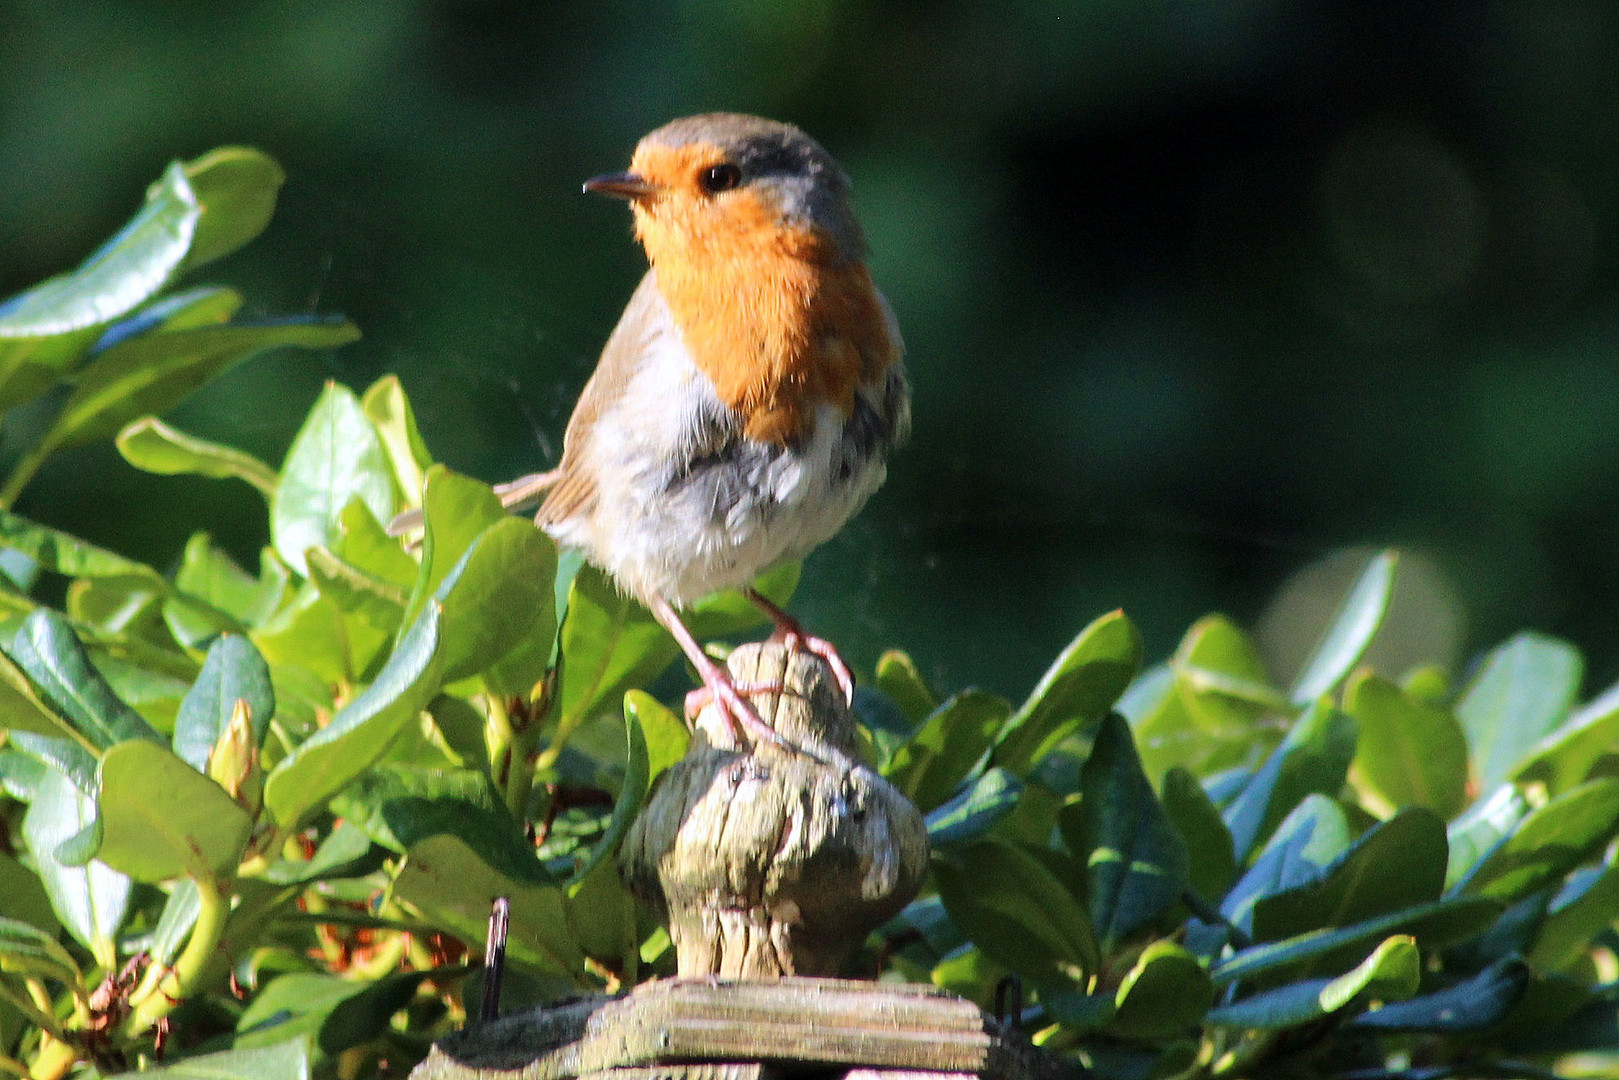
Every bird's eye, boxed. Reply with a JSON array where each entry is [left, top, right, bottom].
[[699, 163, 742, 194]]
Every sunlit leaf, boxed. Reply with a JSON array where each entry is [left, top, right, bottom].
[[1289, 551, 1397, 705], [116, 415, 277, 497], [1456, 631, 1582, 792], [271, 381, 393, 577]]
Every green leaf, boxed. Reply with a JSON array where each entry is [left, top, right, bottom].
[[44, 320, 358, 457], [681, 559, 801, 639], [251, 584, 349, 686], [0, 852, 56, 932], [887, 690, 1011, 812], [1289, 551, 1398, 706], [1161, 767, 1237, 901], [403, 466, 505, 624], [1251, 808, 1448, 943], [6, 608, 162, 750], [432, 517, 558, 684], [271, 382, 394, 577], [934, 837, 1098, 983], [1465, 778, 1619, 902], [1065, 712, 1189, 950], [1211, 896, 1501, 987], [96, 740, 253, 881], [21, 763, 131, 959], [995, 609, 1141, 775], [625, 689, 688, 779], [924, 766, 1022, 848], [109, 1038, 311, 1080], [361, 374, 433, 507], [264, 602, 443, 828], [1223, 699, 1357, 861], [0, 508, 162, 580], [393, 833, 585, 976], [173, 534, 285, 629], [570, 700, 651, 886], [180, 146, 285, 271], [336, 498, 417, 592], [235, 970, 432, 1064], [0, 160, 198, 402], [116, 416, 278, 497], [172, 634, 274, 772], [1349, 955, 1529, 1032], [1446, 784, 1529, 891], [305, 545, 407, 634], [0, 915, 82, 985], [0, 643, 78, 743], [1456, 631, 1583, 792], [1346, 670, 1468, 818], [554, 564, 680, 746], [329, 764, 547, 886], [875, 649, 938, 725], [1207, 934, 1420, 1029], [1222, 794, 1354, 934], [1516, 676, 1619, 794], [1109, 941, 1216, 1039], [1529, 862, 1619, 971]]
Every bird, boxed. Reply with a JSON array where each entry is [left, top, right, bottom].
[[409, 114, 908, 749]]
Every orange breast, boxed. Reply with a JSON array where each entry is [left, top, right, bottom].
[[639, 191, 897, 445]]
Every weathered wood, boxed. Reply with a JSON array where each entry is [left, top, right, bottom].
[[620, 642, 930, 977], [412, 978, 1080, 1080]]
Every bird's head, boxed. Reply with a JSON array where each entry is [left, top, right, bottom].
[[585, 113, 867, 270]]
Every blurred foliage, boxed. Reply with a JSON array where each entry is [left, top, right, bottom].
[[6, 2, 1619, 698]]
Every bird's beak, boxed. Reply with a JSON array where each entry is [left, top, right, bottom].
[[583, 171, 658, 200]]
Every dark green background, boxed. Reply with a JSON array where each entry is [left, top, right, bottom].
[[4, 2, 1618, 700]]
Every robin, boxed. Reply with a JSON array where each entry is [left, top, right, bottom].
[[410, 114, 908, 748]]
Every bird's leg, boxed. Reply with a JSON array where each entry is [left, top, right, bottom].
[[743, 588, 856, 704], [650, 598, 790, 751]]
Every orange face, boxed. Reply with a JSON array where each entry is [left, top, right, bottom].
[[617, 141, 896, 445]]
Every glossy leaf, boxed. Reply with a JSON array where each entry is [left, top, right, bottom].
[[116, 416, 278, 497], [995, 609, 1141, 774], [887, 690, 1011, 812], [21, 763, 130, 958], [934, 838, 1098, 982], [1223, 699, 1356, 861], [554, 563, 680, 745], [1065, 712, 1188, 949], [1346, 670, 1468, 818], [264, 602, 443, 828], [335, 498, 417, 592], [0, 644, 78, 743], [625, 689, 688, 779], [1456, 631, 1582, 792], [1251, 808, 1447, 942], [1207, 934, 1419, 1029], [0, 160, 195, 342], [1161, 766, 1237, 901], [270, 381, 393, 577], [1222, 794, 1354, 934], [235, 970, 432, 1064], [0, 509, 161, 580], [432, 517, 558, 684], [924, 766, 1022, 848], [1446, 784, 1529, 891], [96, 740, 253, 881], [6, 608, 162, 750], [1289, 551, 1397, 705], [1465, 778, 1619, 902], [570, 701, 651, 887], [44, 320, 359, 455], [1108, 941, 1216, 1039], [0, 916, 81, 985], [1516, 675, 1619, 794], [172, 633, 274, 772], [1529, 862, 1619, 971]]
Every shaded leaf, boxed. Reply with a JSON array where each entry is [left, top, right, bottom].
[[109, 1038, 310, 1080], [1529, 861, 1619, 971], [1066, 712, 1188, 949], [1446, 784, 1529, 891], [1223, 699, 1356, 862], [934, 838, 1098, 983], [554, 563, 679, 747], [1223, 794, 1354, 934], [1161, 766, 1237, 901], [1207, 934, 1420, 1029], [1109, 941, 1216, 1039], [235, 970, 432, 1064], [180, 146, 285, 271], [1516, 675, 1619, 794], [887, 690, 1011, 812], [874, 649, 938, 725], [925, 767, 1022, 848], [1465, 778, 1619, 903], [1350, 956, 1530, 1032], [0, 509, 161, 580], [0, 915, 81, 984], [6, 608, 161, 750]]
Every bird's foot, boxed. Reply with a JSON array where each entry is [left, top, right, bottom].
[[745, 589, 855, 704]]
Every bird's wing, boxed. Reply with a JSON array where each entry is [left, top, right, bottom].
[[536, 270, 667, 526]]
